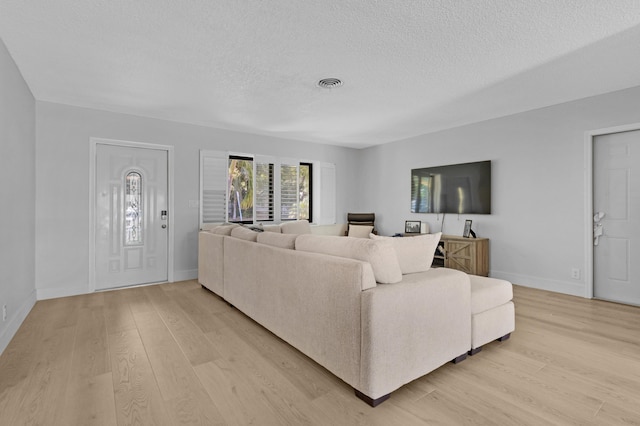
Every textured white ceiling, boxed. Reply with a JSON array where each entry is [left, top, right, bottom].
[[2, 1, 640, 148]]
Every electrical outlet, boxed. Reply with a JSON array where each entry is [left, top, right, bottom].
[[2, 305, 6, 322], [571, 268, 580, 280]]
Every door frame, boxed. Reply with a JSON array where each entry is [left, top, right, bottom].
[[89, 137, 175, 292], [584, 122, 640, 299]]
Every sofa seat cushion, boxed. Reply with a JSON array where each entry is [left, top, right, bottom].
[[469, 275, 513, 314], [295, 234, 402, 284], [230, 226, 259, 242], [370, 233, 442, 274], [257, 232, 297, 249]]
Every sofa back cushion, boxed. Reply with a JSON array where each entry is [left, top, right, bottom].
[[347, 224, 374, 238], [280, 220, 312, 235], [370, 232, 442, 274], [257, 232, 297, 249], [230, 226, 259, 242], [262, 224, 282, 233], [211, 223, 240, 236], [295, 235, 402, 284]]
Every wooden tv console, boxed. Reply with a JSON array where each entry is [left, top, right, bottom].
[[433, 235, 489, 276]]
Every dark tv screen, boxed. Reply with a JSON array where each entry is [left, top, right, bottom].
[[411, 160, 491, 214]]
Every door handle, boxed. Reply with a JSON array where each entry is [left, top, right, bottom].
[[162, 224, 167, 229]]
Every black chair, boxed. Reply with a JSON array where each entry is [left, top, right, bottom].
[[346, 213, 376, 236]]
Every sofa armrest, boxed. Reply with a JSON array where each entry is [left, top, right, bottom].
[[223, 236, 376, 389], [359, 268, 471, 399], [198, 231, 225, 296]]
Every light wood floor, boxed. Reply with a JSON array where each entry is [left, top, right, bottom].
[[1, 281, 640, 425]]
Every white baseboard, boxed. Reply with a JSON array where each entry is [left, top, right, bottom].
[[37, 285, 90, 300], [36, 271, 198, 301], [0, 290, 37, 356], [491, 270, 586, 298], [174, 269, 198, 282]]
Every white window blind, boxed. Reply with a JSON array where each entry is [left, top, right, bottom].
[[255, 156, 274, 222], [280, 161, 299, 221], [200, 150, 228, 226]]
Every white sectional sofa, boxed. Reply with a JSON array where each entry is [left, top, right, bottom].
[[198, 222, 514, 406]]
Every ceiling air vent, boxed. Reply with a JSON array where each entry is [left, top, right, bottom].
[[317, 78, 343, 89]]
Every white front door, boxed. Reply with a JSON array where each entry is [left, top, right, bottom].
[[593, 130, 640, 305], [95, 143, 169, 290]]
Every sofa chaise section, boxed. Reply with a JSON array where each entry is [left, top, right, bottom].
[[468, 275, 515, 355], [197, 230, 225, 296], [359, 268, 471, 404]]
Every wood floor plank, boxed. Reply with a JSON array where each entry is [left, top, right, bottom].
[[58, 372, 117, 426], [216, 305, 337, 400], [108, 328, 172, 426], [171, 285, 234, 333], [102, 288, 138, 334], [206, 325, 331, 425], [391, 388, 497, 426], [57, 305, 114, 425], [74, 305, 111, 376], [534, 363, 640, 414], [423, 365, 556, 426], [131, 308, 226, 424], [8, 325, 76, 425], [452, 353, 604, 424], [143, 284, 221, 366], [194, 359, 284, 426], [594, 400, 640, 425]]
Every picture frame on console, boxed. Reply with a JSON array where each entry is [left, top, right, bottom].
[[463, 220, 473, 238], [405, 220, 421, 234]]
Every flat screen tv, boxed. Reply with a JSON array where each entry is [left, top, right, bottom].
[[411, 160, 491, 214]]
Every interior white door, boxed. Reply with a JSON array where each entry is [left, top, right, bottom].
[[95, 144, 168, 289], [593, 130, 640, 305]]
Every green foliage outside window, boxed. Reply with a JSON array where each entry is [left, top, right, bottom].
[[228, 158, 253, 222]]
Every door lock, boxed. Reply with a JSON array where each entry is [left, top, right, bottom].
[[161, 210, 167, 220], [593, 211, 605, 246]]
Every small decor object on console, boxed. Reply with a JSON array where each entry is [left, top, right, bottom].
[[463, 220, 476, 238], [420, 222, 429, 234], [405, 220, 421, 234]]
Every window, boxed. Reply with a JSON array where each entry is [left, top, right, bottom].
[[200, 151, 331, 227], [124, 171, 143, 245], [280, 161, 313, 222], [255, 162, 274, 221], [299, 162, 312, 222], [227, 156, 253, 223], [280, 163, 298, 221]]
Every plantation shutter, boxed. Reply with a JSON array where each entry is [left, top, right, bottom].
[[200, 150, 228, 226], [255, 155, 274, 222], [280, 159, 299, 221]]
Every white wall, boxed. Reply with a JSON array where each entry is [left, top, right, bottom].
[[35, 101, 360, 298], [357, 85, 640, 296], [0, 39, 37, 353]]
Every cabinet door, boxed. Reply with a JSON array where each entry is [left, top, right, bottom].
[[445, 240, 475, 274]]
